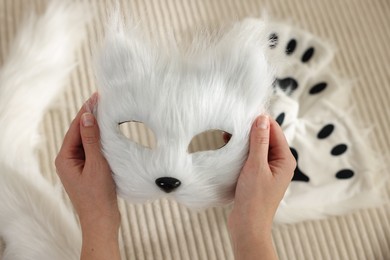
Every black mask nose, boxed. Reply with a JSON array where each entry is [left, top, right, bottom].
[[155, 177, 181, 193]]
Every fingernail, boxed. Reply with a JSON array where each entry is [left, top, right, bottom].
[[90, 92, 98, 106], [82, 113, 95, 127], [256, 115, 269, 129], [85, 92, 98, 113]]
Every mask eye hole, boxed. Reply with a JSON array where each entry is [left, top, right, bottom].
[[188, 129, 232, 154], [118, 121, 157, 149]]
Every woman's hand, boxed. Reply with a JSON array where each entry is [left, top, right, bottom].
[[55, 94, 121, 260], [228, 115, 296, 260]]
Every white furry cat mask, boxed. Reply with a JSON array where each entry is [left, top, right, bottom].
[[96, 18, 274, 208]]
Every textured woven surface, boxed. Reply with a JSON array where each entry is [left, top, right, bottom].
[[1, 0, 389, 259]]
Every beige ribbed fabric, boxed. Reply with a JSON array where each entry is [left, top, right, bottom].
[[1, 0, 389, 259]]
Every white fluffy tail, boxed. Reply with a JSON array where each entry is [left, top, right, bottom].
[[0, 1, 88, 174], [0, 1, 88, 259], [0, 164, 82, 260]]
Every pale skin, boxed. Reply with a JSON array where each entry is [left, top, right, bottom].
[[55, 95, 295, 260]]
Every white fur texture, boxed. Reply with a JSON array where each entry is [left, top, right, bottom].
[[0, 2, 87, 259], [96, 18, 274, 208], [0, 5, 385, 258]]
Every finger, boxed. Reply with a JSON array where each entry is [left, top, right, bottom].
[[268, 118, 296, 178], [268, 118, 292, 162], [247, 115, 270, 167], [58, 93, 98, 158], [223, 132, 232, 144], [58, 108, 86, 158], [80, 112, 104, 160], [85, 92, 99, 113]]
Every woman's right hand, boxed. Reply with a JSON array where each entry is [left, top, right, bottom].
[[228, 115, 296, 260]]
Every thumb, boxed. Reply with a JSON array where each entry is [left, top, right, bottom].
[[80, 112, 103, 159], [247, 115, 270, 167]]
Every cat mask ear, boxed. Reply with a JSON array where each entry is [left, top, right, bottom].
[[96, 15, 158, 94], [184, 18, 274, 126], [187, 19, 274, 114]]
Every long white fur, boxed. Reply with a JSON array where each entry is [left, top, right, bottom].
[[96, 17, 275, 208], [0, 2, 87, 259], [0, 4, 386, 257]]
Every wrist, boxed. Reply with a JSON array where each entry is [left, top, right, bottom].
[[228, 210, 273, 237], [80, 218, 121, 260], [228, 214, 276, 260], [229, 229, 276, 260], [80, 211, 120, 237], [229, 224, 272, 247]]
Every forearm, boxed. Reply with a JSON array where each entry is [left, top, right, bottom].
[[80, 219, 121, 260]]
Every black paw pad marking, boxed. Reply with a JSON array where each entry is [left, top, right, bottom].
[[335, 169, 355, 179], [290, 147, 310, 182], [286, 39, 297, 55], [269, 32, 278, 48], [274, 77, 298, 94], [275, 112, 285, 126], [317, 124, 355, 179], [309, 82, 327, 95], [317, 124, 334, 139], [331, 144, 348, 156], [302, 47, 315, 63]]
